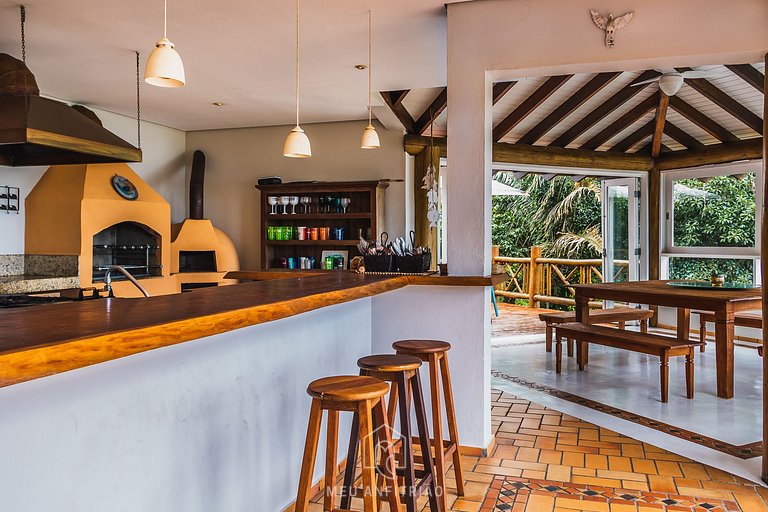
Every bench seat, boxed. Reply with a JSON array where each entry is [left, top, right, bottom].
[[693, 310, 763, 352], [555, 322, 704, 403], [539, 307, 654, 357]]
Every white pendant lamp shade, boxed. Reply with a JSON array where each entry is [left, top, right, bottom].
[[361, 124, 380, 149], [144, 38, 185, 87], [144, 0, 185, 88], [284, 0, 311, 158], [360, 10, 380, 149], [283, 126, 312, 158], [658, 73, 684, 96]]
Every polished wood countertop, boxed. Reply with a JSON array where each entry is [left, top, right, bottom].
[[0, 271, 498, 388]]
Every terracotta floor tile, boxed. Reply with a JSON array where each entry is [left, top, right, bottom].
[[562, 451, 585, 468], [654, 461, 683, 478], [646, 475, 677, 493], [585, 454, 609, 470], [630, 459, 656, 475]]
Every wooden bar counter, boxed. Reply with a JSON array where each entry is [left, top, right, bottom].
[[0, 271, 500, 388]]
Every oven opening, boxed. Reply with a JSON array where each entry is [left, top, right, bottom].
[[179, 251, 217, 273], [92, 222, 162, 281]]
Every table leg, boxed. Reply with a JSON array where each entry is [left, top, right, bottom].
[[575, 294, 590, 364], [677, 308, 690, 342], [714, 308, 735, 399]]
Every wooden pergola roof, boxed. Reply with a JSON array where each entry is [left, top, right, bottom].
[[387, 63, 764, 172]]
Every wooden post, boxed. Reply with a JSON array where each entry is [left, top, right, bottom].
[[528, 245, 542, 308], [414, 145, 441, 267], [491, 245, 501, 291], [761, 51, 768, 485]]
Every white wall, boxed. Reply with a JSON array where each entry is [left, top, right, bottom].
[[185, 120, 406, 269], [0, 299, 371, 512], [0, 106, 186, 256]]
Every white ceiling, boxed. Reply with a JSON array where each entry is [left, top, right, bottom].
[[0, 0, 450, 131]]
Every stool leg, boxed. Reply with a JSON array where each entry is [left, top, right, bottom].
[[567, 338, 574, 357], [619, 320, 626, 330], [397, 374, 417, 512], [660, 353, 669, 403], [700, 316, 707, 352], [685, 349, 695, 399], [545, 325, 553, 352], [439, 353, 465, 496], [295, 399, 324, 512], [641, 319, 648, 334], [412, 370, 442, 512], [358, 400, 378, 512], [387, 381, 399, 434], [428, 353, 447, 506], [555, 338, 562, 374], [324, 410, 339, 511], [340, 413, 360, 509], [373, 397, 403, 512]]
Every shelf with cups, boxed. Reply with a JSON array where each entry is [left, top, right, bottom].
[[256, 180, 388, 270]]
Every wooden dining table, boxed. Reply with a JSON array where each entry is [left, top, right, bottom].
[[572, 280, 762, 399]]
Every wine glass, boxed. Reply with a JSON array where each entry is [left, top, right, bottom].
[[278, 196, 290, 214], [325, 195, 336, 213], [267, 196, 278, 214], [289, 196, 299, 214], [300, 196, 311, 214], [340, 197, 351, 214], [318, 196, 326, 213]]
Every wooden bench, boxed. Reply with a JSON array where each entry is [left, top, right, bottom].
[[554, 322, 704, 403], [539, 307, 654, 358], [693, 310, 763, 352]]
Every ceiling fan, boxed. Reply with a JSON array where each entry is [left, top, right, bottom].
[[631, 68, 727, 96]]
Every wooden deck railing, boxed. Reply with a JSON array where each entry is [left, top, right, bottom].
[[492, 245, 628, 308]]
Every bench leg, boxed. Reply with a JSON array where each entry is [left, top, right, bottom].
[[546, 325, 553, 353], [577, 341, 585, 371], [660, 353, 669, 403], [555, 338, 562, 374], [641, 319, 648, 334], [699, 316, 707, 353], [567, 338, 574, 357], [618, 320, 626, 330], [685, 349, 694, 399]]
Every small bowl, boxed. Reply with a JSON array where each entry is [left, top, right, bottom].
[[710, 274, 725, 287]]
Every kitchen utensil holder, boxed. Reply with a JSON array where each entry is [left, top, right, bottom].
[[363, 254, 396, 272], [396, 252, 432, 273], [0, 186, 20, 214]]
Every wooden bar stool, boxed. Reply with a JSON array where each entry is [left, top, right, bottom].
[[295, 375, 402, 512], [393, 340, 464, 499], [341, 355, 441, 512]]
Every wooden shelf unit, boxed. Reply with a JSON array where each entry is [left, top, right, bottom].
[[256, 180, 388, 269]]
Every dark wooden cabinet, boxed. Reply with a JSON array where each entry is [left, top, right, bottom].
[[255, 181, 388, 269]]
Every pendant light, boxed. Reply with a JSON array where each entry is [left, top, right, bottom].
[[360, 10, 380, 149], [283, 0, 311, 158], [144, 0, 185, 88]]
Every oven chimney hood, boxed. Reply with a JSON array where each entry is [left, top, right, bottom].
[[0, 53, 142, 167]]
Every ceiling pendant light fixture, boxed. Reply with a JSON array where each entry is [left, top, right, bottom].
[[360, 10, 380, 150], [283, 0, 311, 158], [144, 0, 185, 88]]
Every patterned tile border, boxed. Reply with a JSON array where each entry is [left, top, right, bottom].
[[491, 370, 762, 459], [480, 476, 742, 512]]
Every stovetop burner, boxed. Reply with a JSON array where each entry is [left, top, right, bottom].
[[0, 294, 73, 309]]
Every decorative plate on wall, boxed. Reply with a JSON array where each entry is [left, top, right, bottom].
[[111, 175, 139, 200]]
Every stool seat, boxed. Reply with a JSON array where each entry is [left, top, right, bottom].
[[357, 354, 422, 372], [392, 339, 451, 354], [306, 375, 389, 401]]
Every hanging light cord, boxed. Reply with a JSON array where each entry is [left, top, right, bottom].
[[163, 0, 168, 39], [136, 51, 142, 150], [294, 0, 301, 128], [20, 5, 26, 63], [367, 10, 372, 125]]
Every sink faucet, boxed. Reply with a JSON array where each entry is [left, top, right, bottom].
[[103, 265, 150, 297]]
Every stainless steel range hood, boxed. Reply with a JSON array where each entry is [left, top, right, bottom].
[[0, 53, 142, 167]]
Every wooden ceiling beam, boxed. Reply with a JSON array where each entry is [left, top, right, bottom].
[[403, 134, 653, 171], [667, 95, 739, 143], [492, 81, 516, 105], [650, 92, 670, 158], [550, 70, 660, 148], [725, 64, 765, 94], [609, 121, 655, 153], [581, 93, 659, 151], [680, 71, 763, 134], [414, 88, 447, 135], [381, 90, 416, 134], [517, 72, 621, 145], [492, 75, 573, 142], [663, 122, 707, 150], [655, 138, 762, 170]]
